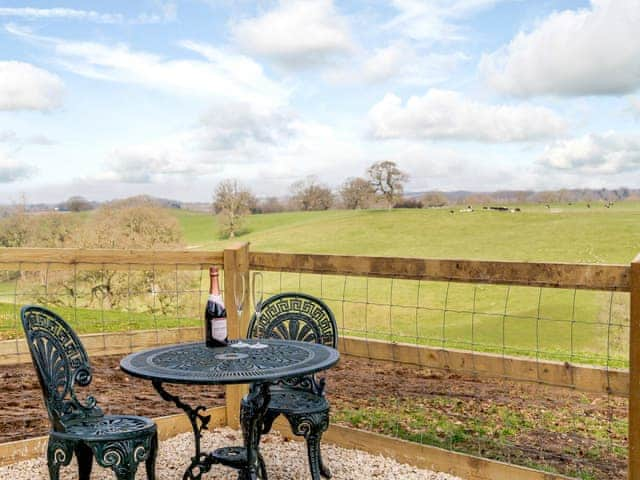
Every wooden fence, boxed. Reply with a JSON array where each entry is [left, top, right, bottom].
[[0, 244, 637, 479]]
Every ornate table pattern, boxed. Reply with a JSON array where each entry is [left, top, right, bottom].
[[120, 339, 340, 480]]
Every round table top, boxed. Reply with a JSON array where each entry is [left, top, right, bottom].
[[120, 339, 340, 385]]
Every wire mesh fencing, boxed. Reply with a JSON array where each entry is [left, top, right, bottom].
[[0, 260, 226, 445], [257, 269, 629, 479], [0, 253, 631, 479]]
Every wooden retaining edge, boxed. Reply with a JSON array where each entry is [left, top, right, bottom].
[[0, 326, 202, 365], [322, 424, 574, 480], [0, 406, 226, 467], [1, 329, 627, 396], [250, 252, 630, 292], [338, 336, 629, 397]]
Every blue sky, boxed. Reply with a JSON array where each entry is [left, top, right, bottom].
[[0, 0, 639, 203]]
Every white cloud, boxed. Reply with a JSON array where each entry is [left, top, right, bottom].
[[630, 97, 640, 118], [326, 42, 469, 86], [0, 130, 17, 143], [368, 89, 566, 142], [104, 104, 297, 183], [481, 0, 640, 97], [0, 152, 33, 182], [385, 0, 503, 43], [197, 103, 294, 150], [0, 5, 176, 24], [6, 26, 288, 111], [539, 132, 640, 174], [0, 130, 55, 146], [0, 61, 64, 111], [0, 7, 123, 23], [231, 0, 354, 68], [102, 105, 362, 192]]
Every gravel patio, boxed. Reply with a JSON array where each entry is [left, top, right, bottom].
[[0, 427, 461, 480]]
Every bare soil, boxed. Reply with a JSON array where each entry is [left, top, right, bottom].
[[0, 356, 225, 444], [0, 355, 627, 479]]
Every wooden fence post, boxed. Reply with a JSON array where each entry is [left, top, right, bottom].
[[630, 253, 640, 480], [224, 242, 251, 429]]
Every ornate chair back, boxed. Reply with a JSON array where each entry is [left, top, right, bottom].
[[247, 292, 337, 348], [21, 305, 102, 432], [247, 293, 337, 394]]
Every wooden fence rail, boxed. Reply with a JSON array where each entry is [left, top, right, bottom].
[[249, 251, 631, 291], [0, 246, 636, 479]]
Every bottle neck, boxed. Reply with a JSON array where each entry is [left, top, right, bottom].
[[209, 267, 221, 295]]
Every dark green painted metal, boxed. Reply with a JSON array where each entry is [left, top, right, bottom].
[[120, 339, 338, 385], [247, 293, 338, 480], [21, 305, 158, 480], [121, 338, 339, 479]]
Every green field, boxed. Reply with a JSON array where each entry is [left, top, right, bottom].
[[2, 203, 639, 366], [174, 202, 640, 263]]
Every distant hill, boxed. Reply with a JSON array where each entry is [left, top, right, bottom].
[[3, 187, 639, 213], [405, 187, 640, 204]]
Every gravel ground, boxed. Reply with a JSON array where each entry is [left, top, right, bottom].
[[0, 428, 462, 480]]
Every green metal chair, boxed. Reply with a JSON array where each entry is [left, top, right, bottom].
[[247, 293, 338, 480], [21, 305, 158, 480]]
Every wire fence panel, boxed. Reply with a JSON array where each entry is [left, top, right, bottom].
[[0, 252, 632, 479], [259, 269, 629, 479], [0, 261, 225, 444]]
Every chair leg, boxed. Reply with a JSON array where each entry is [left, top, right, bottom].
[[306, 433, 324, 480], [146, 432, 158, 480], [286, 411, 330, 480], [314, 435, 332, 479], [91, 438, 148, 480], [75, 443, 93, 480], [47, 437, 73, 480], [259, 452, 269, 480], [261, 410, 280, 435]]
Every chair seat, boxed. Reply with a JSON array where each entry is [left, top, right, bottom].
[[56, 415, 156, 441], [268, 388, 329, 415]]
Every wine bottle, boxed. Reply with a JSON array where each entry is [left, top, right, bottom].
[[205, 266, 228, 347]]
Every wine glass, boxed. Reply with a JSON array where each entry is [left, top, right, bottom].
[[233, 273, 246, 318], [251, 272, 267, 349], [230, 274, 248, 348]]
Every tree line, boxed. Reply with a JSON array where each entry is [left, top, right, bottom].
[[213, 160, 409, 237], [212, 160, 640, 238], [0, 197, 195, 314]]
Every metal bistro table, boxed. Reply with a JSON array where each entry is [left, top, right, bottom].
[[120, 339, 340, 480]]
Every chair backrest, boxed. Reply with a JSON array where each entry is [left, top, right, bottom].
[[21, 305, 101, 431], [247, 292, 337, 348]]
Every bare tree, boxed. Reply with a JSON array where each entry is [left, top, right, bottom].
[[213, 179, 255, 238], [39, 204, 189, 313], [259, 197, 286, 213], [421, 192, 448, 208], [340, 177, 375, 209], [0, 208, 29, 247], [366, 160, 408, 209], [290, 176, 333, 211], [64, 196, 93, 212]]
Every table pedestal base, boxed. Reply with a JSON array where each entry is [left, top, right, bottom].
[[152, 381, 270, 480]]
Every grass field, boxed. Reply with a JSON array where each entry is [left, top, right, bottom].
[[1, 202, 638, 366], [174, 202, 640, 263]]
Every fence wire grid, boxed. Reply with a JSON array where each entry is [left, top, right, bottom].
[[0, 260, 630, 479]]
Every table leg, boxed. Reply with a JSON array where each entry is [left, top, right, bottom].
[[239, 382, 271, 480], [151, 381, 213, 480]]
